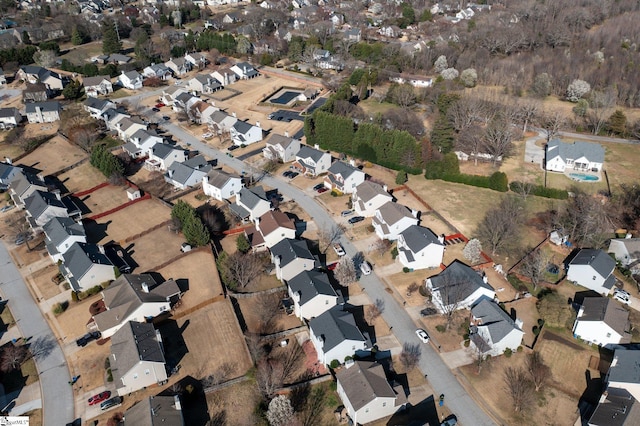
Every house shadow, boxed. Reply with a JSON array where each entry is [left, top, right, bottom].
[[578, 369, 605, 424], [0, 303, 9, 340], [71, 195, 93, 216], [385, 394, 439, 426], [105, 243, 138, 273], [45, 175, 69, 195], [83, 219, 110, 243], [146, 272, 166, 284], [159, 376, 209, 426], [573, 290, 603, 308], [157, 319, 189, 373], [228, 296, 247, 333], [343, 304, 377, 346]]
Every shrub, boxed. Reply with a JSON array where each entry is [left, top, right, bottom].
[[436, 325, 446, 333], [52, 302, 65, 315], [330, 191, 338, 197], [509, 181, 569, 199], [463, 339, 470, 347], [391, 247, 398, 259], [402, 267, 411, 273], [71, 291, 79, 302], [396, 170, 408, 184], [504, 348, 513, 358], [517, 346, 523, 352], [344, 355, 353, 362], [106, 368, 113, 382], [104, 357, 111, 369], [329, 359, 340, 369]]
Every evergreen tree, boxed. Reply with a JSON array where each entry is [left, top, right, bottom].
[[71, 27, 84, 46], [62, 80, 84, 100], [22, 30, 31, 45], [102, 19, 122, 55]]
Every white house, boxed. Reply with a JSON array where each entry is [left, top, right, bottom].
[[336, 361, 407, 425], [160, 86, 187, 107], [230, 62, 259, 79], [211, 67, 237, 86], [0, 107, 22, 129], [573, 297, 631, 347], [123, 395, 184, 425], [325, 161, 366, 194], [0, 162, 21, 189], [8, 171, 47, 208], [293, 145, 332, 177], [426, 260, 496, 313], [143, 143, 186, 171], [287, 269, 338, 320], [246, 209, 296, 250], [209, 110, 238, 134], [24, 190, 71, 231], [124, 129, 163, 158], [184, 52, 208, 68], [230, 120, 263, 146], [566, 248, 617, 295], [83, 97, 116, 119], [352, 181, 392, 217], [372, 202, 419, 241], [43, 216, 87, 263], [165, 57, 191, 76], [164, 155, 212, 190], [397, 225, 445, 270], [229, 186, 272, 222], [470, 299, 524, 357], [606, 349, 640, 403], [93, 274, 181, 338], [588, 386, 640, 426], [82, 75, 113, 97], [25, 101, 61, 123], [188, 74, 223, 94], [60, 242, 116, 292], [309, 306, 369, 365], [116, 117, 147, 143], [202, 169, 243, 201], [270, 238, 318, 282], [608, 238, 640, 272], [545, 139, 605, 173], [142, 63, 172, 80], [102, 108, 130, 131], [118, 70, 144, 90], [263, 134, 301, 163], [110, 321, 167, 396]]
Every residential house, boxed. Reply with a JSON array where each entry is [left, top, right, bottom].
[[165, 57, 191, 76], [83, 97, 116, 119], [230, 62, 259, 80], [0, 162, 21, 189], [208, 110, 238, 134], [164, 155, 212, 190], [352, 181, 393, 218], [287, 269, 337, 320], [222, 12, 241, 24], [293, 145, 332, 177], [60, 242, 116, 292], [608, 238, 640, 272], [469, 299, 524, 357], [9, 171, 47, 208], [325, 161, 366, 194], [24, 190, 77, 232], [0, 68, 6, 85], [25, 101, 61, 123], [573, 297, 631, 347], [160, 86, 187, 107], [270, 238, 318, 282], [336, 360, 407, 425], [566, 248, 617, 295], [263, 134, 301, 163], [118, 70, 144, 90], [102, 108, 130, 131], [110, 321, 167, 396], [309, 306, 369, 365], [605, 349, 640, 403], [116, 117, 147, 142], [297, 88, 318, 102], [230, 120, 263, 146], [344, 27, 361, 42], [43, 216, 86, 263], [82, 75, 113, 97], [545, 139, 605, 173], [426, 260, 496, 314], [142, 63, 172, 80], [93, 274, 181, 338], [202, 169, 243, 201], [372, 202, 419, 241], [245, 210, 296, 251], [229, 186, 272, 222], [123, 129, 163, 158], [185, 52, 207, 68], [188, 74, 223, 94], [173, 92, 199, 113], [17, 66, 65, 91], [211, 67, 237, 86], [0, 108, 22, 129], [588, 386, 640, 426], [188, 101, 218, 125], [22, 83, 49, 103], [397, 225, 445, 270], [96, 54, 133, 65], [145, 143, 186, 171], [122, 395, 184, 426]]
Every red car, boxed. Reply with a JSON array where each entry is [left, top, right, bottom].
[[327, 262, 339, 271], [88, 391, 111, 406], [155, 103, 165, 108], [317, 187, 329, 194]]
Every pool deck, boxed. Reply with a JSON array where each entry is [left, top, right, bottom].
[[565, 170, 601, 182]]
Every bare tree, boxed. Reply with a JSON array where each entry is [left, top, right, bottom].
[[372, 239, 392, 258], [364, 298, 385, 324], [256, 293, 281, 335], [456, 125, 485, 166], [275, 343, 306, 384], [539, 111, 565, 143], [317, 224, 345, 253], [482, 118, 515, 166], [560, 187, 613, 248], [517, 101, 539, 133], [476, 196, 525, 255], [503, 367, 534, 412], [406, 282, 419, 296], [0, 344, 27, 372], [399, 343, 421, 371], [219, 252, 264, 290], [586, 89, 616, 135], [333, 256, 357, 286], [390, 84, 417, 108], [525, 351, 551, 392], [511, 180, 535, 201], [430, 269, 471, 330], [519, 248, 551, 291], [256, 359, 284, 398]]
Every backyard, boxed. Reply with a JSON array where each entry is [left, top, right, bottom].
[[17, 135, 87, 175]]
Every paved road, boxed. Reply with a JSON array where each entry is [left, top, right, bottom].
[[531, 127, 639, 145], [0, 243, 73, 425], [160, 121, 497, 426]]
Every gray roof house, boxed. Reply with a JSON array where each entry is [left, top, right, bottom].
[[165, 57, 191, 76], [293, 145, 332, 177], [43, 216, 86, 263], [426, 260, 496, 313], [209, 110, 237, 133], [470, 299, 524, 357], [287, 269, 338, 320], [545, 139, 605, 173], [93, 274, 181, 338], [230, 120, 263, 146], [25, 101, 61, 123], [566, 248, 617, 295], [352, 181, 392, 217], [59, 242, 116, 292], [83, 97, 116, 118], [229, 186, 272, 222], [609, 238, 640, 272], [118, 70, 143, 90], [263, 133, 301, 163], [325, 161, 366, 194], [0, 162, 21, 188], [573, 297, 631, 347], [0, 107, 22, 129], [110, 321, 168, 396], [309, 306, 369, 365], [372, 201, 419, 241], [605, 349, 640, 405], [9, 171, 47, 207], [24, 190, 76, 231], [82, 75, 113, 97], [336, 360, 407, 425], [145, 143, 187, 171], [164, 155, 212, 190], [123, 395, 184, 426], [397, 225, 445, 270], [588, 386, 640, 426], [230, 62, 259, 79], [202, 168, 243, 201], [270, 238, 318, 282], [142, 63, 172, 80]]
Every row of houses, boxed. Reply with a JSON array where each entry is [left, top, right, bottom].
[[0, 102, 62, 128]]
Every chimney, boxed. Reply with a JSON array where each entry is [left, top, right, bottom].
[[284, 131, 289, 137], [382, 184, 388, 192], [98, 245, 105, 255], [232, 112, 237, 118], [5, 157, 11, 164], [482, 274, 488, 284], [438, 234, 445, 244], [349, 159, 356, 167], [141, 282, 149, 293], [256, 121, 260, 128], [515, 318, 523, 329], [314, 144, 319, 150]]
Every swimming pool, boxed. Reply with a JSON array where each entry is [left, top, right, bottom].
[[569, 173, 599, 182]]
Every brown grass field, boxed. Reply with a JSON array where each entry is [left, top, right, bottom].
[[94, 199, 171, 244], [157, 250, 224, 305], [17, 135, 87, 175], [57, 162, 106, 194], [128, 225, 186, 272]]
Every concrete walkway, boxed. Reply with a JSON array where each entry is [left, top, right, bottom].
[[442, 347, 475, 369]]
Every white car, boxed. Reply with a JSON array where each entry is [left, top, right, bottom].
[[416, 328, 430, 343], [333, 243, 346, 257], [202, 132, 213, 139], [614, 290, 631, 305], [360, 261, 372, 275]]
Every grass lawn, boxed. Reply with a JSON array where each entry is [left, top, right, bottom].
[[58, 42, 104, 65], [359, 98, 401, 116]]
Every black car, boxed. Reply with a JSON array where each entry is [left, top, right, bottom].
[[76, 331, 101, 347], [312, 183, 324, 191], [152, 107, 160, 112], [100, 396, 123, 411], [348, 216, 365, 225], [228, 144, 240, 151], [162, 116, 170, 121], [282, 171, 293, 178], [288, 172, 299, 179]]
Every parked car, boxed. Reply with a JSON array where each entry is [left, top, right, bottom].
[[360, 261, 372, 276], [162, 116, 170, 121], [415, 328, 430, 343], [283, 171, 293, 178], [441, 417, 457, 426], [313, 183, 325, 191], [288, 172, 299, 179], [0, 204, 14, 213], [88, 391, 111, 406], [100, 396, 123, 411], [333, 243, 346, 257], [76, 331, 102, 347], [348, 216, 365, 225], [228, 145, 240, 151], [614, 289, 631, 305], [341, 210, 354, 217], [151, 107, 160, 112], [327, 262, 339, 271], [15, 233, 34, 246], [155, 103, 165, 108], [317, 187, 329, 194], [202, 132, 213, 139]]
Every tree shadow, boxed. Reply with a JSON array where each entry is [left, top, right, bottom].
[[157, 320, 189, 373], [159, 376, 209, 426], [578, 369, 604, 424], [26, 335, 56, 362], [573, 290, 602, 308]]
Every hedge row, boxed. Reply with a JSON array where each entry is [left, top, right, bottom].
[[509, 182, 569, 199]]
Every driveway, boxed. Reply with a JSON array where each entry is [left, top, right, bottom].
[[160, 121, 497, 426], [524, 130, 546, 168], [0, 243, 73, 425]]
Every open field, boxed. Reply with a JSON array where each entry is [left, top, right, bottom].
[[57, 41, 105, 65], [157, 250, 223, 306], [57, 162, 106, 194], [207, 379, 262, 426], [237, 293, 303, 334], [93, 199, 171, 244], [17, 135, 87, 175], [128, 225, 184, 272], [78, 184, 132, 216]]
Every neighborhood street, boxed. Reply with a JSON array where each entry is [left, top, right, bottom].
[[0, 243, 74, 425], [160, 121, 498, 426]]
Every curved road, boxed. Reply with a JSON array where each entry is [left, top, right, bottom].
[[160, 121, 497, 426], [0, 243, 73, 424]]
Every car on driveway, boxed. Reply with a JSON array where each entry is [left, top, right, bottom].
[[155, 103, 165, 108], [317, 187, 328, 194], [228, 144, 240, 151], [348, 216, 365, 225], [76, 331, 102, 347], [283, 171, 293, 178], [327, 262, 339, 271], [614, 289, 631, 305], [0, 204, 14, 213], [162, 116, 170, 121], [100, 396, 123, 411], [333, 243, 346, 257], [15, 232, 34, 246], [341, 210, 354, 217], [313, 183, 325, 191], [416, 328, 430, 343], [360, 261, 372, 275], [88, 391, 111, 406], [288, 172, 299, 179], [441, 417, 457, 426], [152, 107, 160, 112]]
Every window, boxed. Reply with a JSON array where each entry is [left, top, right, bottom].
[[352, 345, 355, 350], [607, 333, 611, 338], [326, 300, 329, 304], [382, 402, 386, 407]]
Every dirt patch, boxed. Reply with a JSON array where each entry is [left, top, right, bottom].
[[504, 298, 539, 347], [70, 341, 112, 398], [157, 250, 223, 307], [93, 198, 171, 244], [128, 226, 186, 272], [207, 379, 262, 426], [28, 264, 66, 300], [237, 293, 303, 334], [57, 162, 106, 193], [17, 135, 86, 175]]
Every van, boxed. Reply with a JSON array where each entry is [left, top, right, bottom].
[[100, 396, 123, 411], [360, 261, 372, 276]]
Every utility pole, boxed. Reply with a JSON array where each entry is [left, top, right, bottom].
[[114, 19, 120, 42]]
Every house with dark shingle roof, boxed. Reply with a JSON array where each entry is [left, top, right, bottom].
[[165, 57, 191, 76], [82, 75, 113, 97], [230, 120, 263, 146], [573, 297, 631, 347], [43, 216, 86, 263], [144, 143, 186, 171], [545, 139, 605, 173], [336, 360, 407, 425], [372, 201, 418, 241], [188, 74, 223, 94], [229, 186, 272, 222], [309, 306, 369, 365], [0, 107, 22, 129], [115, 117, 147, 142], [202, 168, 243, 201], [397, 225, 445, 270], [24, 190, 78, 232], [83, 97, 116, 119], [426, 260, 496, 313], [9, 171, 47, 208], [230, 62, 259, 79], [566, 248, 617, 295], [352, 181, 392, 217], [59, 242, 116, 291], [164, 155, 212, 190], [25, 101, 61, 123], [117, 70, 143, 90], [142, 63, 172, 80], [270, 238, 318, 282], [609, 238, 640, 272], [263, 133, 301, 163], [588, 386, 640, 426], [293, 145, 331, 177], [253, 210, 296, 249], [470, 299, 524, 356], [110, 321, 167, 396], [605, 349, 640, 404], [325, 161, 366, 194], [123, 129, 163, 158], [287, 269, 337, 319], [208, 110, 237, 133], [122, 394, 184, 426], [93, 274, 181, 338], [0, 161, 21, 188]]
